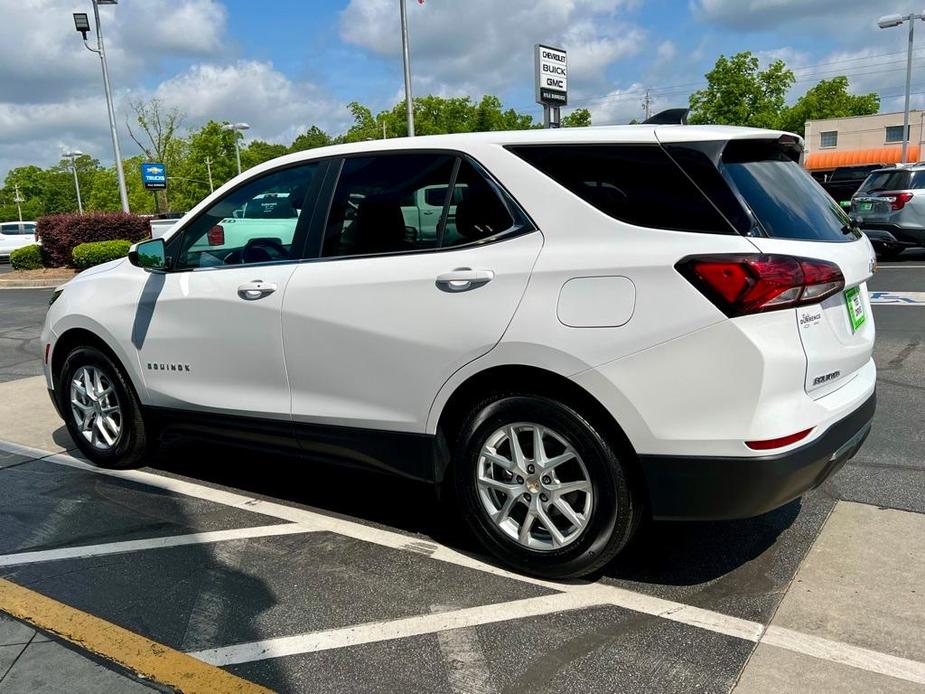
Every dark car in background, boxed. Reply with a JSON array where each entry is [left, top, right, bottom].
[[850, 165, 925, 260], [821, 164, 887, 208]]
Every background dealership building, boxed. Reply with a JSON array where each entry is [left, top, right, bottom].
[[804, 110, 925, 178]]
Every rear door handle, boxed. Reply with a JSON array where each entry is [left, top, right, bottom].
[[237, 280, 277, 300], [435, 268, 494, 292]]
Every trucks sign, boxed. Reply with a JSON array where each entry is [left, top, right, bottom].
[[140, 162, 167, 190], [535, 44, 567, 106]]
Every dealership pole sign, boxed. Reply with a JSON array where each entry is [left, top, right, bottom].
[[535, 44, 568, 107], [140, 162, 167, 190]]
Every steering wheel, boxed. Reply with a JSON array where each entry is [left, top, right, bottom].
[[241, 238, 289, 264]]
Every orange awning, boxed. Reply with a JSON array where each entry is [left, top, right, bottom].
[[805, 146, 920, 171]]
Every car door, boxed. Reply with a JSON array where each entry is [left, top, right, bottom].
[[134, 160, 324, 421], [282, 153, 542, 447]]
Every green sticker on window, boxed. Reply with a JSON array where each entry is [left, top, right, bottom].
[[844, 286, 865, 332]]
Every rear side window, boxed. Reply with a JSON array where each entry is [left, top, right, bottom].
[[720, 140, 857, 242], [507, 144, 735, 234]]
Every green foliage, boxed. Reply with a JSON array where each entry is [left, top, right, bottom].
[[241, 140, 290, 170], [779, 76, 880, 135], [689, 52, 795, 129], [9, 244, 43, 270], [72, 239, 133, 270], [562, 108, 592, 127], [290, 126, 333, 152]]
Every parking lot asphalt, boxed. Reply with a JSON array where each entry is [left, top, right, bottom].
[[0, 256, 923, 693]]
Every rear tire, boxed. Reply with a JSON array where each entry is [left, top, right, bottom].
[[58, 346, 150, 469], [453, 394, 640, 579]]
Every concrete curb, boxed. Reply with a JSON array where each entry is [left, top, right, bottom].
[[0, 279, 67, 289]]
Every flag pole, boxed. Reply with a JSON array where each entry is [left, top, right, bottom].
[[400, 0, 415, 137]]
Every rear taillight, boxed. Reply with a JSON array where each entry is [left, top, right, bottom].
[[207, 225, 225, 245], [881, 192, 913, 211], [676, 254, 845, 317]]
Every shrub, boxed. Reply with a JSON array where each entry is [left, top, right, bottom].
[[72, 240, 133, 270], [37, 213, 150, 267], [10, 244, 43, 270]]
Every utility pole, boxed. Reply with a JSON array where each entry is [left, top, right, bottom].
[[400, 0, 415, 136], [205, 157, 214, 193], [63, 151, 85, 214], [642, 89, 653, 121], [13, 184, 24, 223], [383, 121, 387, 139]]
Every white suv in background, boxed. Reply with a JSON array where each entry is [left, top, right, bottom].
[[41, 126, 877, 578], [0, 221, 37, 259]]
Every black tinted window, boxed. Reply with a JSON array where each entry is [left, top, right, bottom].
[[441, 160, 518, 247], [721, 140, 856, 242], [322, 154, 456, 257], [857, 170, 923, 192], [508, 144, 734, 234]]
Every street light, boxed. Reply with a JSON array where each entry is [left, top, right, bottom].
[[222, 122, 250, 175], [63, 151, 85, 214], [73, 1, 130, 212], [400, 0, 415, 136], [878, 11, 925, 163]]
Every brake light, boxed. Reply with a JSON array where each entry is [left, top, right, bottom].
[[676, 254, 845, 316], [880, 192, 913, 211], [207, 225, 225, 245], [746, 428, 813, 450]]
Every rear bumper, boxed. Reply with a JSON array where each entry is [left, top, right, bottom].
[[639, 392, 876, 520], [858, 223, 925, 247]]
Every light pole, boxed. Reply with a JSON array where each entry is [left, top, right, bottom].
[[73, 1, 129, 212], [223, 123, 250, 175], [400, 0, 415, 136], [878, 12, 925, 164], [63, 151, 85, 214]]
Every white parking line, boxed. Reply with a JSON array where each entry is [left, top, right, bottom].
[[764, 626, 925, 685], [2, 439, 924, 686], [191, 589, 615, 666], [0, 524, 311, 568]]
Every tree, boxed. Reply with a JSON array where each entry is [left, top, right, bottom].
[[779, 76, 880, 135], [241, 140, 289, 170], [125, 98, 185, 211], [290, 126, 333, 152], [562, 108, 592, 127], [689, 52, 795, 129], [167, 121, 239, 210]]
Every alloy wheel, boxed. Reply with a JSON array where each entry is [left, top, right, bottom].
[[69, 365, 123, 450]]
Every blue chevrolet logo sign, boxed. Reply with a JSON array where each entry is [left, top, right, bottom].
[[141, 162, 167, 190]]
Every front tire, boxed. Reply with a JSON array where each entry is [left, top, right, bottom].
[[453, 394, 639, 579], [58, 346, 150, 469]]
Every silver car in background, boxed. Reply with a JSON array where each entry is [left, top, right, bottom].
[[850, 165, 925, 259]]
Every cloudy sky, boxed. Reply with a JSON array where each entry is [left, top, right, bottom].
[[0, 0, 921, 178]]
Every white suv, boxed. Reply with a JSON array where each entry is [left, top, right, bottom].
[[41, 126, 877, 578]]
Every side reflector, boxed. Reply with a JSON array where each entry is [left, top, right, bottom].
[[746, 428, 813, 451]]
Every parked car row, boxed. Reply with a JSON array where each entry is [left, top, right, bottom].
[[847, 164, 925, 259]]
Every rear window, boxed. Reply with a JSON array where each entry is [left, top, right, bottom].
[[719, 140, 858, 242], [507, 144, 736, 234], [830, 166, 882, 182], [858, 170, 925, 193]]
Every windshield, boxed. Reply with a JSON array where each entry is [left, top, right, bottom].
[[857, 170, 925, 193], [721, 140, 857, 242]]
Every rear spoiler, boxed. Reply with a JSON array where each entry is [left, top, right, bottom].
[[643, 108, 689, 125]]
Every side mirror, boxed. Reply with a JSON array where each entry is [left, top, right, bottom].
[[128, 238, 168, 272]]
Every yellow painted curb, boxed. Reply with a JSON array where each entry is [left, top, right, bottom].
[[0, 578, 273, 693]]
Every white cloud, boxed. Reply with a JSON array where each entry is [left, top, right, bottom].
[[339, 0, 645, 95], [693, 0, 910, 30]]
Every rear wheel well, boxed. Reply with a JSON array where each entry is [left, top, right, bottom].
[[435, 365, 644, 500]]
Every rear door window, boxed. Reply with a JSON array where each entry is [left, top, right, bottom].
[[507, 144, 736, 234], [858, 170, 913, 193]]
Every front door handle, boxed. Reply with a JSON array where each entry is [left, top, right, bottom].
[[237, 280, 277, 300], [435, 268, 494, 292]]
